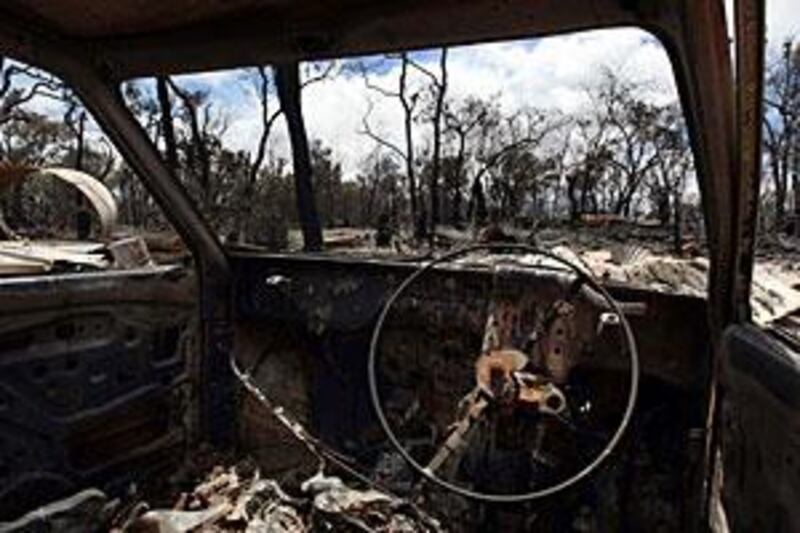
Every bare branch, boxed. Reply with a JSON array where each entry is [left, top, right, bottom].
[[362, 76, 400, 99], [406, 51, 446, 88], [301, 61, 336, 88], [249, 66, 284, 185], [357, 58, 404, 100], [359, 102, 406, 161], [97, 138, 116, 179]]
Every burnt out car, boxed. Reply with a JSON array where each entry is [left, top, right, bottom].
[[0, 1, 795, 532]]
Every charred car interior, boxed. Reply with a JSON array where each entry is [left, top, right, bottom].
[[0, 0, 798, 532]]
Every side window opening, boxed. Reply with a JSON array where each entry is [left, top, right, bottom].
[[0, 59, 184, 274], [753, 22, 800, 336]]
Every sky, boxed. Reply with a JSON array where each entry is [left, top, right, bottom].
[[764, 0, 800, 49]]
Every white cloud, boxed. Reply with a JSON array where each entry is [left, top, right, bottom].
[[767, 0, 800, 47]]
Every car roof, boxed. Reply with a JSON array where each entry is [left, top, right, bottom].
[[2, 0, 664, 79]]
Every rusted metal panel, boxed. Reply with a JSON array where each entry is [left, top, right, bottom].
[[37, 167, 118, 237], [232, 253, 709, 384], [657, 4, 737, 523], [665, 0, 737, 336], [733, 0, 766, 321], [0, 0, 640, 78], [0, 266, 196, 519], [0, 266, 192, 311], [4, 0, 280, 38], [722, 325, 800, 532]]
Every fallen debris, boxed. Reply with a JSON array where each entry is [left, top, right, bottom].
[[0, 238, 159, 275], [323, 228, 372, 249], [573, 251, 800, 326], [114, 463, 444, 533], [108, 236, 154, 269], [0, 488, 116, 533], [0, 164, 118, 240], [451, 243, 800, 327], [128, 504, 233, 533], [0, 240, 109, 274]]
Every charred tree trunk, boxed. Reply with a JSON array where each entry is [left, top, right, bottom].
[[193, 113, 211, 205], [275, 62, 323, 252], [156, 76, 179, 174], [428, 48, 448, 240], [566, 175, 580, 222], [168, 79, 211, 205], [467, 176, 487, 226], [450, 131, 467, 226], [248, 68, 274, 190], [238, 67, 282, 242], [766, 143, 786, 231], [74, 112, 91, 238], [775, 171, 787, 232], [0, 205, 14, 239], [397, 55, 421, 238], [74, 111, 85, 171], [672, 194, 683, 256]]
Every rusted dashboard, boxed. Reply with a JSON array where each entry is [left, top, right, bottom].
[[234, 253, 709, 387], [232, 253, 711, 529]]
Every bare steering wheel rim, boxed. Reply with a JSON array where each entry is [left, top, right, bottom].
[[368, 243, 640, 503]]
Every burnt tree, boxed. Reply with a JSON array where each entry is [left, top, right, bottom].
[[275, 61, 323, 251], [361, 53, 423, 237], [410, 48, 448, 237], [763, 38, 800, 235], [156, 76, 179, 174]]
